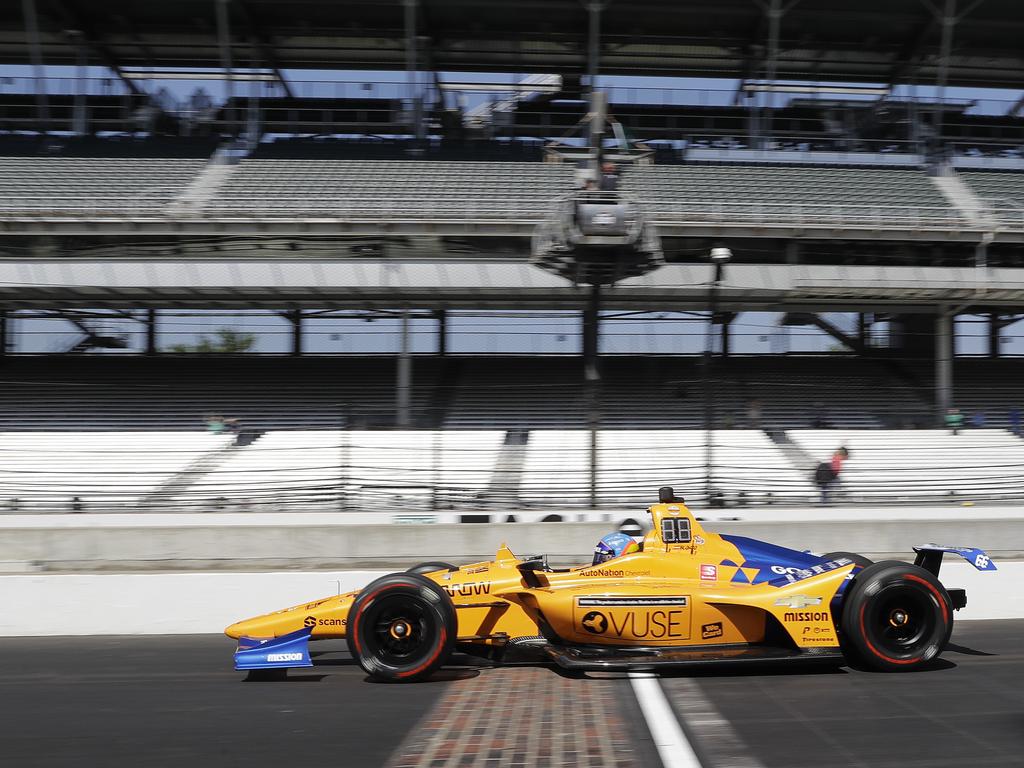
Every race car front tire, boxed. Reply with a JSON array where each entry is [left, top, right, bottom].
[[841, 560, 953, 672], [346, 572, 456, 682]]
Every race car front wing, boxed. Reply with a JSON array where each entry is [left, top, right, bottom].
[[233, 626, 314, 671]]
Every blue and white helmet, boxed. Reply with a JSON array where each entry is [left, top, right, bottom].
[[592, 531, 640, 565]]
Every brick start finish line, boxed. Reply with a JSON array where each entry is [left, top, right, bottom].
[[386, 668, 642, 768]]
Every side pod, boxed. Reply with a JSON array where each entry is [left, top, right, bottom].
[[234, 626, 314, 671]]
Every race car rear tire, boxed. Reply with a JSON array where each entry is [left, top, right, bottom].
[[346, 572, 456, 682], [406, 561, 459, 575], [841, 560, 953, 672], [823, 551, 874, 568]]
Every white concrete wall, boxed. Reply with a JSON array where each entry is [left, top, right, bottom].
[[0, 571, 381, 636], [4, 513, 1024, 572], [1, 561, 1019, 637]]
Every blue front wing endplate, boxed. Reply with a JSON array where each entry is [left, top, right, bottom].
[[233, 626, 314, 670]]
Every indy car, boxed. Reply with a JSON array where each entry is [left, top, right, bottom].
[[226, 488, 996, 681]]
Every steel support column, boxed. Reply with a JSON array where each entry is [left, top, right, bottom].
[[246, 41, 262, 145], [703, 261, 725, 502], [935, 307, 954, 423], [436, 309, 447, 356], [403, 0, 424, 143], [21, 0, 50, 132], [68, 30, 88, 135], [583, 284, 602, 509], [145, 309, 157, 355], [397, 310, 412, 427], [215, 0, 236, 136], [934, 0, 956, 151], [785, 240, 800, 264], [290, 310, 303, 356], [586, 2, 603, 99], [763, 0, 782, 143], [989, 313, 1000, 358]]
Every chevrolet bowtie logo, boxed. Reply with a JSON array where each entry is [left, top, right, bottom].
[[774, 595, 823, 609]]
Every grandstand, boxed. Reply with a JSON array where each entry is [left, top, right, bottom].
[[2, 0, 1024, 517], [7, 425, 1024, 514]]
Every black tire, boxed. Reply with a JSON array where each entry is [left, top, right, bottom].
[[346, 573, 456, 682], [406, 561, 459, 575], [841, 560, 953, 672], [823, 551, 874, 568]]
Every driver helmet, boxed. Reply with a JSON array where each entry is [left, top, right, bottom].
[[592, 531, 640, 565]]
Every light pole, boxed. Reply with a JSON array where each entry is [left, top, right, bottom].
[[703, 247, 731, 504]]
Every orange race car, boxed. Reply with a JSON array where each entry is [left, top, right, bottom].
[[226, 488, 995, 681]]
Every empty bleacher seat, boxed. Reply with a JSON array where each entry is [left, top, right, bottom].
[[0, 155, 207, 214], [620, 164, 957, 224], [209, 159, 574, 221], [0, 432, 233, 513], [787, 429, 1024, 500]]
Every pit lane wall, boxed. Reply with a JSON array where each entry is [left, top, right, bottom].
[[3, 561, 1020, 636], [3, 510, 1024, 572], [2, 512, 1024, 635]]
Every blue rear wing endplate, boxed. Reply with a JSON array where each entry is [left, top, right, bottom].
[[913, 544, 997, 576], [234, 626, 314, 670]]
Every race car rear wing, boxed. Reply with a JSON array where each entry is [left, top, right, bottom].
[[913, 544, 997, 577]]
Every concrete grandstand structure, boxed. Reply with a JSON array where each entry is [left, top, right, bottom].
[[2, 0, 1024, 516]]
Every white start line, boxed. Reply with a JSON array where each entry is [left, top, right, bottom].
[[629, 672, 704, 768], [630, 672, 767, 768]]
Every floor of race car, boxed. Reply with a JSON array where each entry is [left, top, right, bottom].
[[1, 620, 1022, 768]]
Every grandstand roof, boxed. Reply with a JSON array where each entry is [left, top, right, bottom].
[[4, 259, 1024, 311], [2, 0, 1024, 88]]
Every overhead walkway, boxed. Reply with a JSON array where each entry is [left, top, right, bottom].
[[8, 261, 1024, 310]]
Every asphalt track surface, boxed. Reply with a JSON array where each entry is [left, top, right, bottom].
[[1, 620, 1021, 768]]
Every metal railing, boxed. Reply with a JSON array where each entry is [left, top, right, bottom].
[[4, 430, 1024, 515], [2, 196, 1006, 232]]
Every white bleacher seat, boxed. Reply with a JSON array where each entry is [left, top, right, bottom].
[[519, 429, 816, 507], [787, 429, 1024, 499], [186, 430, 504, 512], [185, 429, 344, 509], [596, 430, 816, 505], [519, 430, 591, 505], [0, 157, 207, 213], [211, 160, 575, 220], [0, 432, 233, 513], [621, 165, 956, 224]]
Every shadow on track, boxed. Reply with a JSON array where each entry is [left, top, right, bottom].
[[365, 668, 481, 684], [945, 642, 997, 656]]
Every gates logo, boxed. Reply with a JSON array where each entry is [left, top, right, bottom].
[[699, 564, 718, 581], [701, 622, 724, 640]]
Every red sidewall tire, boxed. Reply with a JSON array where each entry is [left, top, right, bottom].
[[842, 561, 953, 672], [346, 573, 456, 682]]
